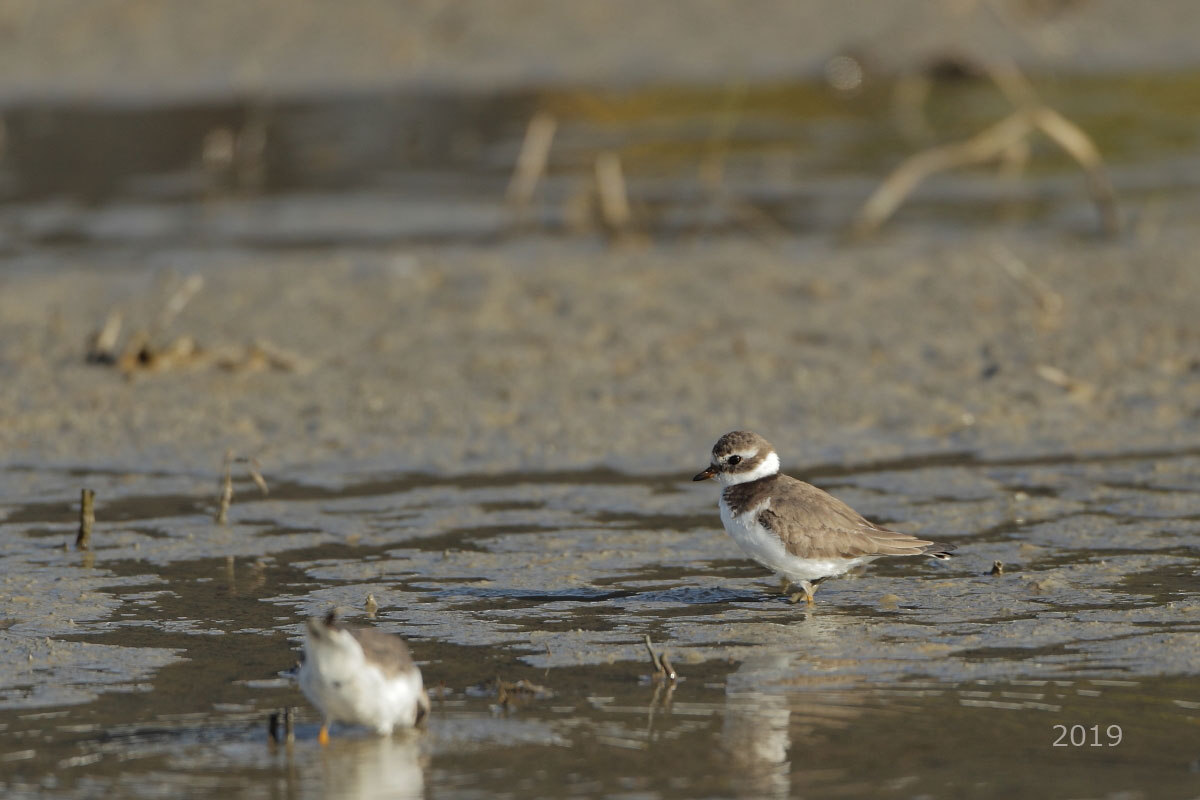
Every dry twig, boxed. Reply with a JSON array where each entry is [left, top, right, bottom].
[[217, 339, 312, 374], [855, 111, 1034, 235], [643, 634, 677, 683], [990, 244, 1064, 316], [855, 61, 1118, 236], [85, 313, 123, 364], [215, 451, 269, 524], [152, 275, 205, 335], [595, 152, 631, 232], [84, 276, 307, 376], [1035, 364, 1096, 402], [216, 451, 234, 525], [506, 112, 557, 209], [75, 489, 95, 550], [484, 676, 553, 710]]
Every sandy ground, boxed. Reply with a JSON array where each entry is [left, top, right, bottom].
[[2, 227, 1198, 476]]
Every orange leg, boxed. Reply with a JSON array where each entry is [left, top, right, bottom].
[[801, 580, 817, 605], [318, 723, 330, 746], [787, 580, 817, 606]]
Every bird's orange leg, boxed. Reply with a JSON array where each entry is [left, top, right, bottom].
[[787, 580, 817, 606]]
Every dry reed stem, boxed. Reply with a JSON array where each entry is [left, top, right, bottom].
[[506, 112, 557, 208], [1035, 364, 1096, 401], [215, 450, 234, 525], [152, 275, 204, 335], [243, 457, 269, 495], [215, 452, 269, 525], [856, 61, 1119, 236], [1035, 364, 1073, 388], [642, 634, 677, 683], [1029, 106, 1119, 234], [75, 488, 95, 550], [990, 244, 1064, 315], [86, 312, 123, 364], [595, 152, 631, 231], [854, 111, 1034, 235]]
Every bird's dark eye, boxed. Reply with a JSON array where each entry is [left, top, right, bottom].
[[727, 455, 742, 466]]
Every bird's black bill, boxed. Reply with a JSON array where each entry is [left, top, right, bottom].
[[692, 465, 718, 481]]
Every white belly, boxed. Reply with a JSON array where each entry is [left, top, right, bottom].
[[718, 496, 873, 583], [299, 656, 424, 734]]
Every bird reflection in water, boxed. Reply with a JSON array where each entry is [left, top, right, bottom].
[[722, 645, 875, 799], [314, 733, 426, 800]]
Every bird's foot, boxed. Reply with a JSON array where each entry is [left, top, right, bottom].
[[794, 580, 817, 606], [318, 724, 330, 746]]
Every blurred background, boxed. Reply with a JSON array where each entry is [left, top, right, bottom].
[[2, 0, 1199, 471]]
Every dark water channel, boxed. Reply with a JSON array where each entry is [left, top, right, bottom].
[[1, 446, 1198, 798], [2, 74, 1199, 251]]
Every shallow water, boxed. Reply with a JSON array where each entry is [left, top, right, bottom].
[[2, 74, 1199, 250], [1, 446, 1197, 798]]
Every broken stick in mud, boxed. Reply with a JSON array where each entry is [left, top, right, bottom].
[[75, 488, 95, 550], [215, 451, 269, 525], [643, 634, 677, 683]]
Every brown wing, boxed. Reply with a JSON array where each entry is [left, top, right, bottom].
[[348, 626, 419, 679], [757, 478, 954, 560]]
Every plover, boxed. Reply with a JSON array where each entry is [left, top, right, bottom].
[[693, 431, 955, 605], [299, 611, 429, 744]]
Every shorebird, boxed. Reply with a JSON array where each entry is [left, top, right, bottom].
[[694, 431, 955, 604], [298, 611, 429, 743]]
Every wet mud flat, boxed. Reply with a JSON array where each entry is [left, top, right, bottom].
[[1, 443, 1197, 798]]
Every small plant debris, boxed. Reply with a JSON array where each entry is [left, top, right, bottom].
[[642, 634, 677, 684], [215, 451, 269, 525], [84, 275, 310, 376], [466, 676, 553, 711]]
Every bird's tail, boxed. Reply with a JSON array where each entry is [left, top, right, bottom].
[[923, 543, 956, 560]]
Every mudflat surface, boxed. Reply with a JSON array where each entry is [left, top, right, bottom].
[[1, 440, 1198, 797], [3, 229, 1199, 474]]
